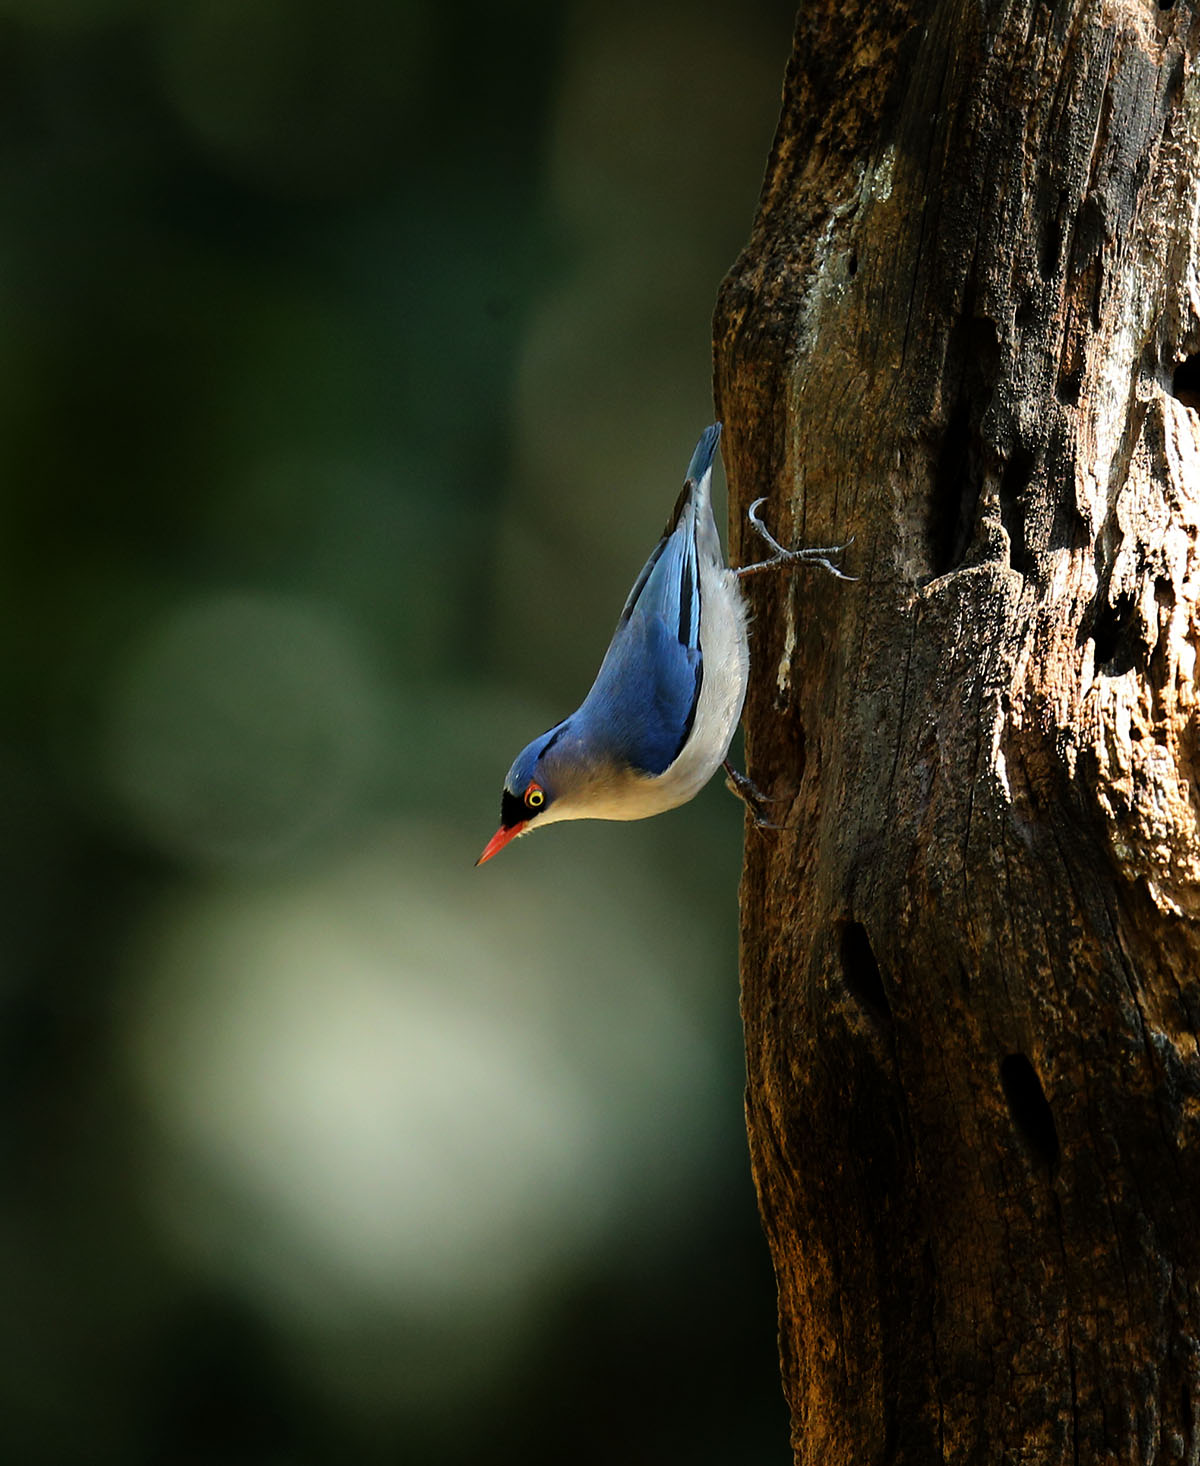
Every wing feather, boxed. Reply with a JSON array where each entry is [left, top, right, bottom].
[[578, 493, 704, 776]]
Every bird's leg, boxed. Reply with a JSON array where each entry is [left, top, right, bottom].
[[735, 498, 857, 581], [723, 760, 783, 830]]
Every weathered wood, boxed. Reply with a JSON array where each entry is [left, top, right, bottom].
[[715, 0, 1200, 1460]]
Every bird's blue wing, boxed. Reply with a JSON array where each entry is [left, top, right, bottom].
[[577, 512, 703, 776], [570, 425, 722, 777], [616, 425, 718, 632]]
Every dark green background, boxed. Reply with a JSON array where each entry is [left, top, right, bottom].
[[0, 1, 798, 1460]]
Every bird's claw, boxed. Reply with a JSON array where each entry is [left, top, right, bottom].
[[723, 760, 784, 830], [735, 498, 857, 581]]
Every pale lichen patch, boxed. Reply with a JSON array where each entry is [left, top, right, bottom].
[[777, 591, 797, 697]]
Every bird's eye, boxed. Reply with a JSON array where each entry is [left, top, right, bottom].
[[525, 783, 545, 809]]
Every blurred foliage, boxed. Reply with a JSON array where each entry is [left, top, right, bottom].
[[0, 1, 801, 1461]]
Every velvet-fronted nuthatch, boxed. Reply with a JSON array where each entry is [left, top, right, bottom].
[[477, 423, 851, 864]]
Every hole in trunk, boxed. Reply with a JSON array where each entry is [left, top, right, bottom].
[[929, 397, 977, 574], [1000, 443, 1035, 503], [1092, 590, 1138, 674], [840, 921, 892, 1023], [998, 443, 1035, 570], [1171, 354, 1200, 410], [927, 315, 999, 576], [1000, 1053, 1059, 1170], [1056, 367, 1081, 406], [1039, 214, 1062, 279]]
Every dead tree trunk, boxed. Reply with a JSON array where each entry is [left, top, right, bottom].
[[715, 0, 1200, 1461]]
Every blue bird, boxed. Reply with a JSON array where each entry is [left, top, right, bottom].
[[477, 423, 851, 865]]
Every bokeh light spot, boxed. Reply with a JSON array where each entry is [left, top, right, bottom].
[[124, 827, 729, 1407]]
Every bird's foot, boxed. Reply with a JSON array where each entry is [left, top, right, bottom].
[[735, 499, 857, 581], [723, 760, 783, 830]]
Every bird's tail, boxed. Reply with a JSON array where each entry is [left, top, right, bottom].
[[665, 422, 722, 533], [685, 422, 722, 486]]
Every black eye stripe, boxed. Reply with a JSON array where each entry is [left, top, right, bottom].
[[500, 788, 528, 829]]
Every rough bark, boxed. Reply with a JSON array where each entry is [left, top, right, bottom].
[[715, 0, 1200, 1461]]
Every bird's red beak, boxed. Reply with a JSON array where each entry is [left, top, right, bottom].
[[475, 822, 526, 866]]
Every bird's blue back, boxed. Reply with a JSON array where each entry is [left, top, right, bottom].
[[567, 428, 721, 777]]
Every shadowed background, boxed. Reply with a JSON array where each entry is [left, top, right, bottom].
[[0, 1, 797, 1460]]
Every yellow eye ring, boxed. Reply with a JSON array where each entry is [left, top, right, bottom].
[[525, 785, 545, 809]]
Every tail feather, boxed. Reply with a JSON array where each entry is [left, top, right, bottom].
[[665, 422, 722, 533], [686, 423, 722, 485]]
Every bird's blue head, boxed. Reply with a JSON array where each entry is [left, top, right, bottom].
[[476, 722, 568, 864]]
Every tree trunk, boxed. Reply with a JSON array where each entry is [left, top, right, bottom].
[[714, 0, 1200, 1461]]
